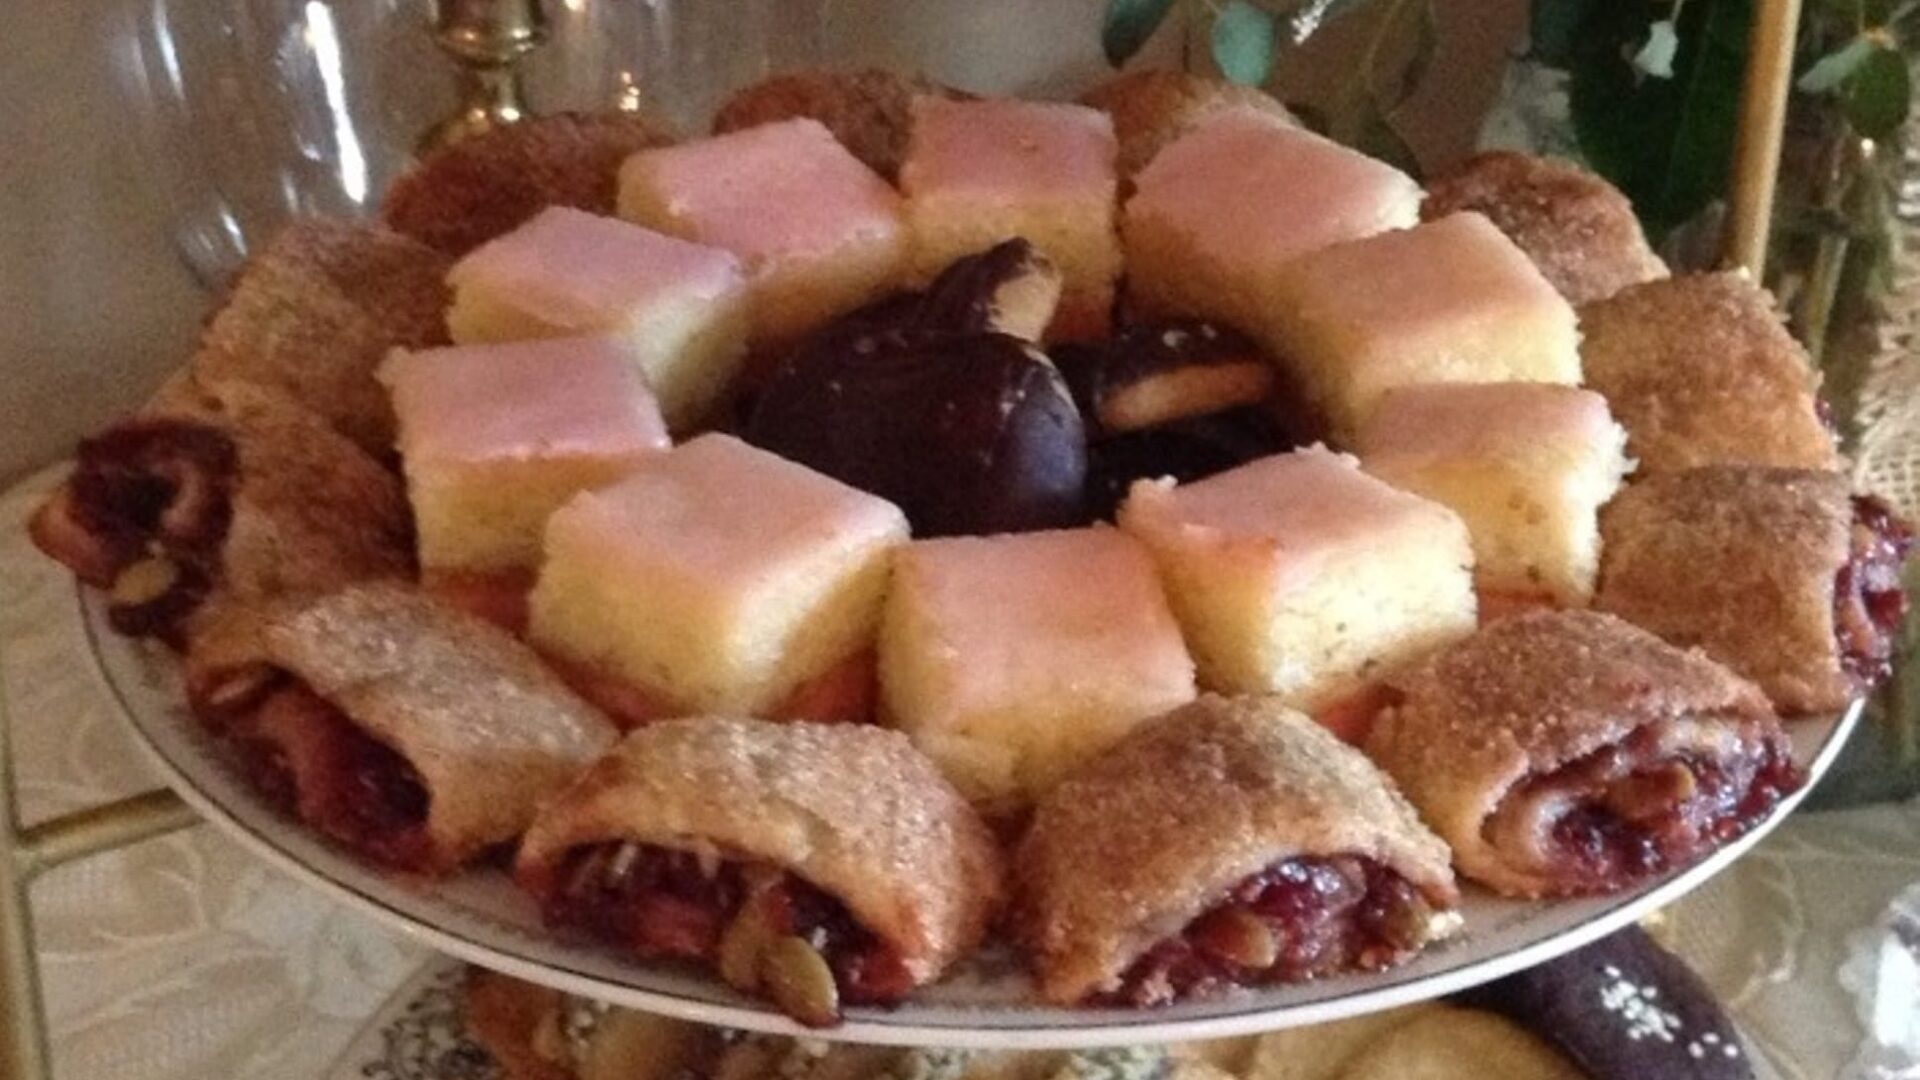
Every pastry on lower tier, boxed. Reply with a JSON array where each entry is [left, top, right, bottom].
[[193, 219, 452, 455], [1367, 611, 1802, 899], [1578, 273, 1840, 474], [1259, 212, 1582, 442], [1356, 383, 1632, 608], [515, 718, 1004, 1027], [383, 110, 676, 256], [382, 337, 671, 577], [878, 527, 1197, 813], [28, 379, 410, 646], [711, 68, 952, 181], [1079, 69, 1297, 180], [1422, 151, 1667, 305], [1596, 466, 1913, 713], [618, 118, 906, 345], [187, 583, 618, 874], [900, 98, 1120, 340], [1017, 695, 1460, 1006], [1118, 448, 1477, 715]]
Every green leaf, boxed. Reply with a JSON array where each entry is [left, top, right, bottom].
[[1102, 0, 1176, 67], [1799, 34, 1879, 93], [1569, 0, 1752, 239], [1213, 1, 1279, 85], [1529, 0, 1600, 66], [1842, 44, 1912, 136]]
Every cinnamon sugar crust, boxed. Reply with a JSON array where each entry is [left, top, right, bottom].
[[713, 68, 952, 181], [516, 717, 1004, 985], [1366, 611, 1779, 897], [383, 110, 677, 256], [1596, 466, 1854, 713], [1016, 695, 1456, 1004], [1577, 273, 1840, 474], [194, 219, 452, 455], [1079, 70, 1296, 180], [243, 583, 618, 872], [1422, 151, 1666, 305]]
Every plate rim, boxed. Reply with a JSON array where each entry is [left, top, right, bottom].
[[80, 579, 1864, 1050]]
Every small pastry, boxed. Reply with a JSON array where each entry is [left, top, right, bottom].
[[383, 110, 677, 256], [1368, 611, 1803, 899], [1054, 319, 1275, 437], [1422, 151, 1667, 305], [187, 583, 618, 874], [1017, 695, 1460, 1006], [712, 68, 953, 181], [1081, 408, 1298, 522], [1079, 69, 1296, 180], [28, 379, 410, 646], [1596, 465, 1913, 713], [193, 219, 452, 455], [1577, 273, 1840, 474], [915, 238, 1063, 343], [515, 718, 1004, 1027]]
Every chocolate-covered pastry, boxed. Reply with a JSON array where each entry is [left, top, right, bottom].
[[746, 329, 1087, 537], [383, 110, 677, 255], [189, 583, 618, 874], [1456, 925, 1754, 1080], [193, 219, 452, 455], [516, 718, 1004, 1027], [1018, 695, 1460, 1006], [29, 380, 410, 646], [1055, 320, 1275, 437], [917, 239, 1064, 343], [1597, 466, 1914, 713], [1369, 612, 1801, 899], [1083, 409, 1297, 521]]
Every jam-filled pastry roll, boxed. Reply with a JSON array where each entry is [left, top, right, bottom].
[[515, 718, 1004, 1027], [1016, 695, 1461, 1008], [1367, 611, 1803, 900], [188, 583, 618, 874], [1596, 466, 1914, 714], [29, 379, 410, 646]]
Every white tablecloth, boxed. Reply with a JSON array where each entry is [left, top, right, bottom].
[[3, 465, 1916, 1080]]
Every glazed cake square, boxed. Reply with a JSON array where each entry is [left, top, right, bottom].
[[445, 207, 749, 432], [899, 98, 1121, 341], [616, 118, 906, 345], [382, 337, 670, 574], [1119, 447, 1476, 712], [1357, 383, 1632, 607], [528, 434, 909, 716], [1122, 111, 1421, 335], [1259, 211, 1582, 441], [877, 527, 1196, 811]]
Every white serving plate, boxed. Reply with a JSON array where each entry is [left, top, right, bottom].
[[83, 583, 1861, 1050]]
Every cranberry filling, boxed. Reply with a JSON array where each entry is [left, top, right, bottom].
[[1093, 855, 1442, 1008], [540, 842, 913, 1024], [1834, 495, 1915, 687], [1512, 725, 1801, 893], [231, 686, 433, 870]]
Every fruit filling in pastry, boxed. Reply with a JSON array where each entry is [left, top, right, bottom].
[[540, 842, 915, 1025], [1835, 494, 1915, 684], [32, 419, 236, 641], [1096, 854, 1448, 1008], [1481, 718, 1799, 893]]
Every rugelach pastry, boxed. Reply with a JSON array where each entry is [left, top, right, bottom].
[[1422, 151, 1667, 305], [1018, 695, 1460, 1006], [1578, 273, 1841, 474], [383, 110, 677, 256], [515, 718, 1004, 1027], [1079, 69, 1297, 180], [1596, 466, 1914, 713], [193, 219, 452, 455], [187, 583, 618, 874], [711, 68, 954, 181], [29, 378, 410, 646], [1368, 611, 1802, 898]]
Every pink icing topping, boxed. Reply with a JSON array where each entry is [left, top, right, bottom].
[[1126, 111, 1421, 273], [621, 119, 902, 266], [901, 98, 1118, 203], [384, 337, 670, 465], [1357, 383, 1619, 462], [449, 207, 743, 328]]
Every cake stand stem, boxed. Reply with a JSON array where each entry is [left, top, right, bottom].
[[1725, 0, 1804, 274]]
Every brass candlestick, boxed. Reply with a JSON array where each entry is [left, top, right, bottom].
[[420, 0, 550, 152]]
